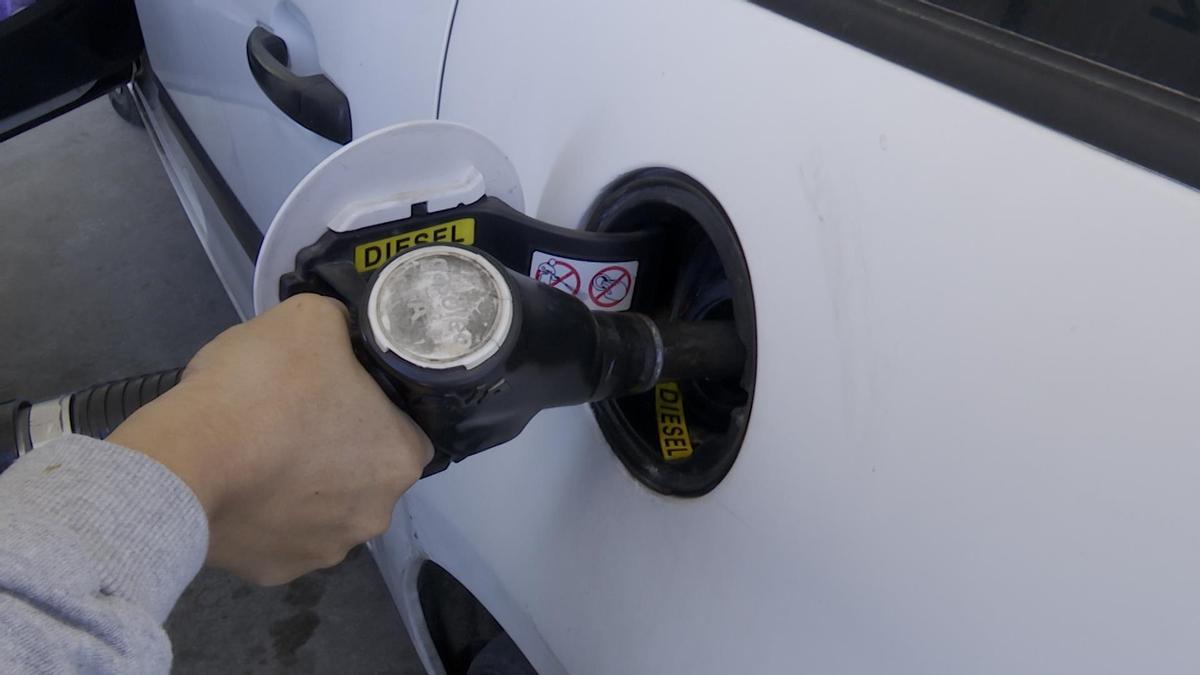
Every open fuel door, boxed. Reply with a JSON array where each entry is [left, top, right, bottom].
[[253, 119, 669, 320], [253, 120, 527, 314], [0, 0, 143, 140]]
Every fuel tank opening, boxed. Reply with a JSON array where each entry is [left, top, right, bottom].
[[586, 169, 756, 497]]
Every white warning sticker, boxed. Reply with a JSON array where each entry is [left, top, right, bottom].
[[529, 251, 639, 312]]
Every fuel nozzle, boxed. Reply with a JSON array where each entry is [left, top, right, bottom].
[[359, 244, 746, 475]]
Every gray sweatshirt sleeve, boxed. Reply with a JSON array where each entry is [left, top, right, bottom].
[[0, 434, 209, 674]]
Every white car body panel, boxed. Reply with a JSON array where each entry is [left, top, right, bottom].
[[380, 1, 1200, 673], [128, 0, 1200, 672], [132, 0, 456, 231]]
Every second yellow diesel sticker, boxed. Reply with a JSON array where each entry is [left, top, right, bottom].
[[354, 218, 476, 272], [654, 382, 693, 461]]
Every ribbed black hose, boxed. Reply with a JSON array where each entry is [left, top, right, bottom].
[[70, 368, 184, 439], [0, 399, 30, 472]]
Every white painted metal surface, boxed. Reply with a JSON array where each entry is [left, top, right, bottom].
[[365, 1, 1200, 673], [132, 0, 457, 232]]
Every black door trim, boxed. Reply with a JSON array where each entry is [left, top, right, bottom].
[[0, 0, 144, 142], [752, 0, 1200, 191], [246, 26, 352, 144]]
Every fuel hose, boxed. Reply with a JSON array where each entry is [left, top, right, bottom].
[[0, 369, 183, 473]]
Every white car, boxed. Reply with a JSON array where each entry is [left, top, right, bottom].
[[5, 1, 1200, 673]]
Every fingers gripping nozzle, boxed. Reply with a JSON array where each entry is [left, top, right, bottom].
[[358, 244, 745, 475]]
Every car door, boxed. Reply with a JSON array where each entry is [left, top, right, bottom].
[[0, 0, 142, 140], [131, 0, 457, 235], [362, 0, 1200, 673]]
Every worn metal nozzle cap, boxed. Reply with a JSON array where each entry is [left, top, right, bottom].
[[367, 245, 514, 370]]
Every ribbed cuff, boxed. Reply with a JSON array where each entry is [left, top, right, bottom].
[[0, 434, 209, 621]]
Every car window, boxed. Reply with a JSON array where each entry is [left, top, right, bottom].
[[753, 0, 1200, 191], [926, 1, 1200, 100]]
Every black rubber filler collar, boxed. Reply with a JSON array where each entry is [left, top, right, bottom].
[[587, 168, 757, 498]]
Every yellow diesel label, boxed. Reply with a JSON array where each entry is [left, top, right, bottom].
[[654, 382, 693, 461], [354, 218, 476, 272]]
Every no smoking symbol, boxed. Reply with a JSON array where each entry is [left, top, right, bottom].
[[535, 258, 581, 296], [589, 265, 633, 308]]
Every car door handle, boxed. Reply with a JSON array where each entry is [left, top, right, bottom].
[[246, 26, 352, 144]]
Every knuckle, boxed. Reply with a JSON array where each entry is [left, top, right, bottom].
[[300, 538, 348, 569], [351, 513, 392, 542], [246, 567, 292, 587], [317, 549, 349, 570], [368, 512, 394, 538], [289, 293, 348, 323], [390, 418, 435, 477]]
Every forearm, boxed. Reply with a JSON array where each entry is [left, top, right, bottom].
[[0, 434, 207, 673]]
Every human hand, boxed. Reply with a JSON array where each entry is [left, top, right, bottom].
[[109, 294, 432, 584]]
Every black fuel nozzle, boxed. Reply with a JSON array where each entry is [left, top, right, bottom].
[[356, 244, 745, 476]]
